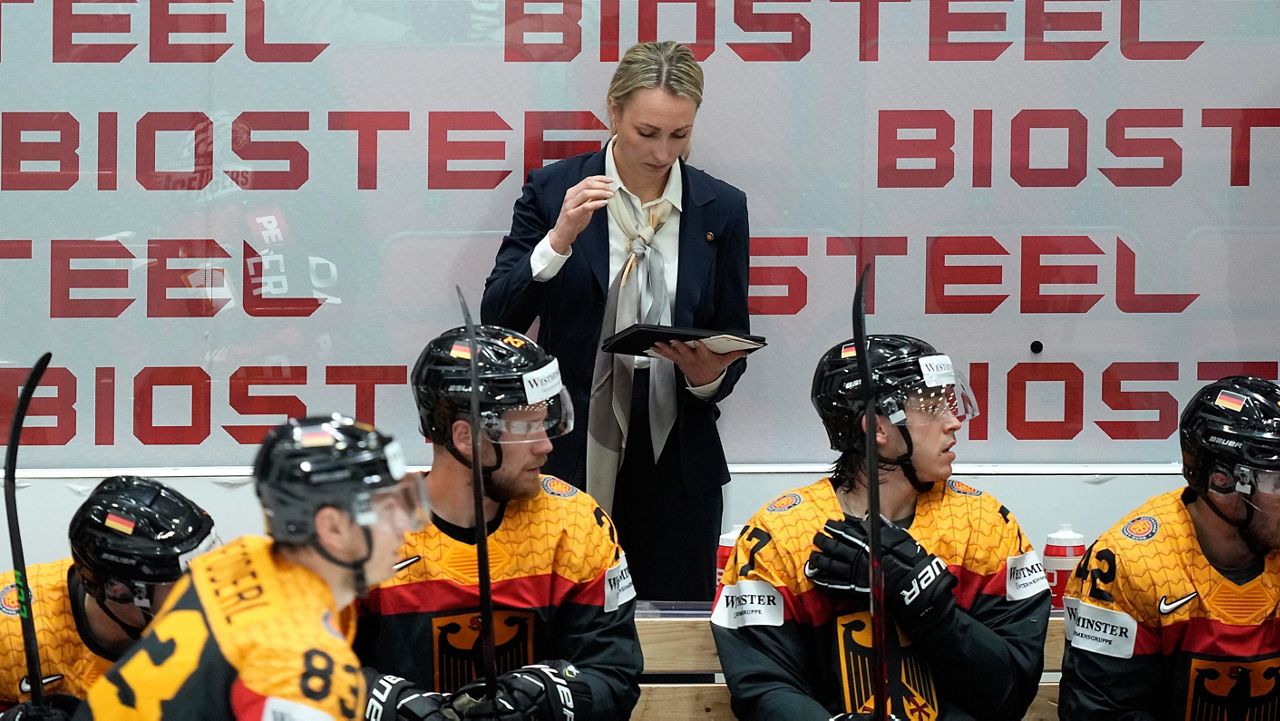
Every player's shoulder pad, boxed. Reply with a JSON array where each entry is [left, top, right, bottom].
[[919, 480, 1034, 575], [748, 479, 842, 554]]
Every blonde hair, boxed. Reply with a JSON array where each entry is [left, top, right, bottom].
[[606, 41, 704, 132]]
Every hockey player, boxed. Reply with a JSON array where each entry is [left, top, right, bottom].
[[355, 326, 642, 721], [1060, 376, 1280, 719], [0, 477, 216, 716], [712, 335, 1051, 720], [73, 415, 429, 720]]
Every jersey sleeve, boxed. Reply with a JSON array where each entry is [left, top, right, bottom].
[[1058, 535, 1165, 720], [710, 513, 832, 721], [912, 503, 1051, 721], [550, 497, 642, 721]]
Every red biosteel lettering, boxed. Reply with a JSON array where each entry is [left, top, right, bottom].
[[242, 241, 324, 317], [747, 236, 808, 316], [1114, 237, 1197, 313], [244, 0, 327, 62], [147, 238, 232, 318], [1, 111, 79, 190], [1024, 0, 1105, 61], [97, 111, 118, 190], [1095, 362, 1179, 440], [149, 0, 232, 63], [0, 367, 76, 445], [1019, 235, 1103, 314], [1119, 0, 1201, 61], [830, 0, 909, 62], [54, 0, 136, 63], [929, 0, 1012, 62], [878, 110, 955, 188], [50, 239, 135, 318], [135, 111, 213, 190], [95, 367, 114, 445], [638, 0, 716, 60], [222, 366, 308, 443], [1006, 362, 1085, 441], [506, 0, 582, 62], [728, 0, 812, 62], [1202, 108, 1280, 187], [1100, 109, 1183, 187], [523, 111, 608, 179], [1010, 109, 1087, 187], [230, 111, 310, 190], [966, 362, 989, 441], [327, 366, 407, 425], [825, 236, 909, 314], [133, 366, 211, 445], [428, 111, 513, 190], [328, 111, 411, 190], [1197, 362, 1278, 381], [924, 236, 1008, 314]]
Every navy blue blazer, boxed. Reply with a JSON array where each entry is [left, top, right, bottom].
[[481, 148, 751, 495]]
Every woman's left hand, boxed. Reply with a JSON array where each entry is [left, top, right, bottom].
[[649, 341, 748, 388]]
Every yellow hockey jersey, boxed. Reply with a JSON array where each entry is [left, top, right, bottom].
[[1060, 488, 1280, 719], [712, 477, 1050, 720], [0, 557, 113, 706], [75, 535, 364, 720]]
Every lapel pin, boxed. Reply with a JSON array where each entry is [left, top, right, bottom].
[[705, 232, 715, 242]]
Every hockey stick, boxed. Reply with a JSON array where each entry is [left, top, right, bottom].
[[4, 352, 53, 710], [851, 270, 889, 721], [455, 287, 499, 700]]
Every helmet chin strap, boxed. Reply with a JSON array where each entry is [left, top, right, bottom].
[[445, 435, 505, 502], [887, 420, 934, 493], [97, 596, 149, 640], [1199, 479, 1266, 557], [312, 525, 376, 599]]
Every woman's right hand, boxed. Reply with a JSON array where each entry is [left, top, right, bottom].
[[548, 175, 614, 253]]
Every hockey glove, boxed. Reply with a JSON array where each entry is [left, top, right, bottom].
[[829, 714, 901, 720], [363, 669, 456, 721], [808, 517, 957, 633], [0, 695, 80, 721], [448, 660, 592, 721]]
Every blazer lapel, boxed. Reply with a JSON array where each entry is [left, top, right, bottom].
[[674, 162, 718, 327], [576, 149, 611, 297]]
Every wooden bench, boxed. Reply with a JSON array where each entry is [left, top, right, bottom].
[[633, 615, 1065, 720]]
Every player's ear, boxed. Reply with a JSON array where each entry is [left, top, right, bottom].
[[312, 505, 353, 553], [450, 420, 473, 460]]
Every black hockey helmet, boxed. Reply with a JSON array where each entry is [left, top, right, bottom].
[[1180, 376, 1280, 497], [69, 476, 216, 630], [254, 414, 426, 544], [812, 334, 978, 452], [411, 325, 572, 449], [812, 334, 978, 489]]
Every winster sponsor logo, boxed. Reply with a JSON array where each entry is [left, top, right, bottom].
[[604, 554, 636, 612], [262, 696, 334, 721], [522, 358, 562, 403], [1158, 591, 1198, 615], [919, 354, 955, 388], [711, 579, 784, 629], [1006, 550, 1052, 601], [1064, 597, 1138, 659]]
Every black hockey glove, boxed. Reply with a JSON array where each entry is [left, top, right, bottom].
[[448, 660, 592, 721], [807, 517, 957, 633], [0, 695, 79, 721], [829, 714, 901, 720], [363, 669, 456, 721]]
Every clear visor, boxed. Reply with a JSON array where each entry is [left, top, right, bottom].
[[897, 372, 981, 425], [477, 387, 574, 444], [104, 578, 173, 611], [360, 471, 431, 535], [1234, 465, 1280, 496]]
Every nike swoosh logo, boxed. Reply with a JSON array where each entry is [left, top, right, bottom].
[[1158, 592, 1198, 615], [392, 555, 422, 572], [18, 674, 63, 694]]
